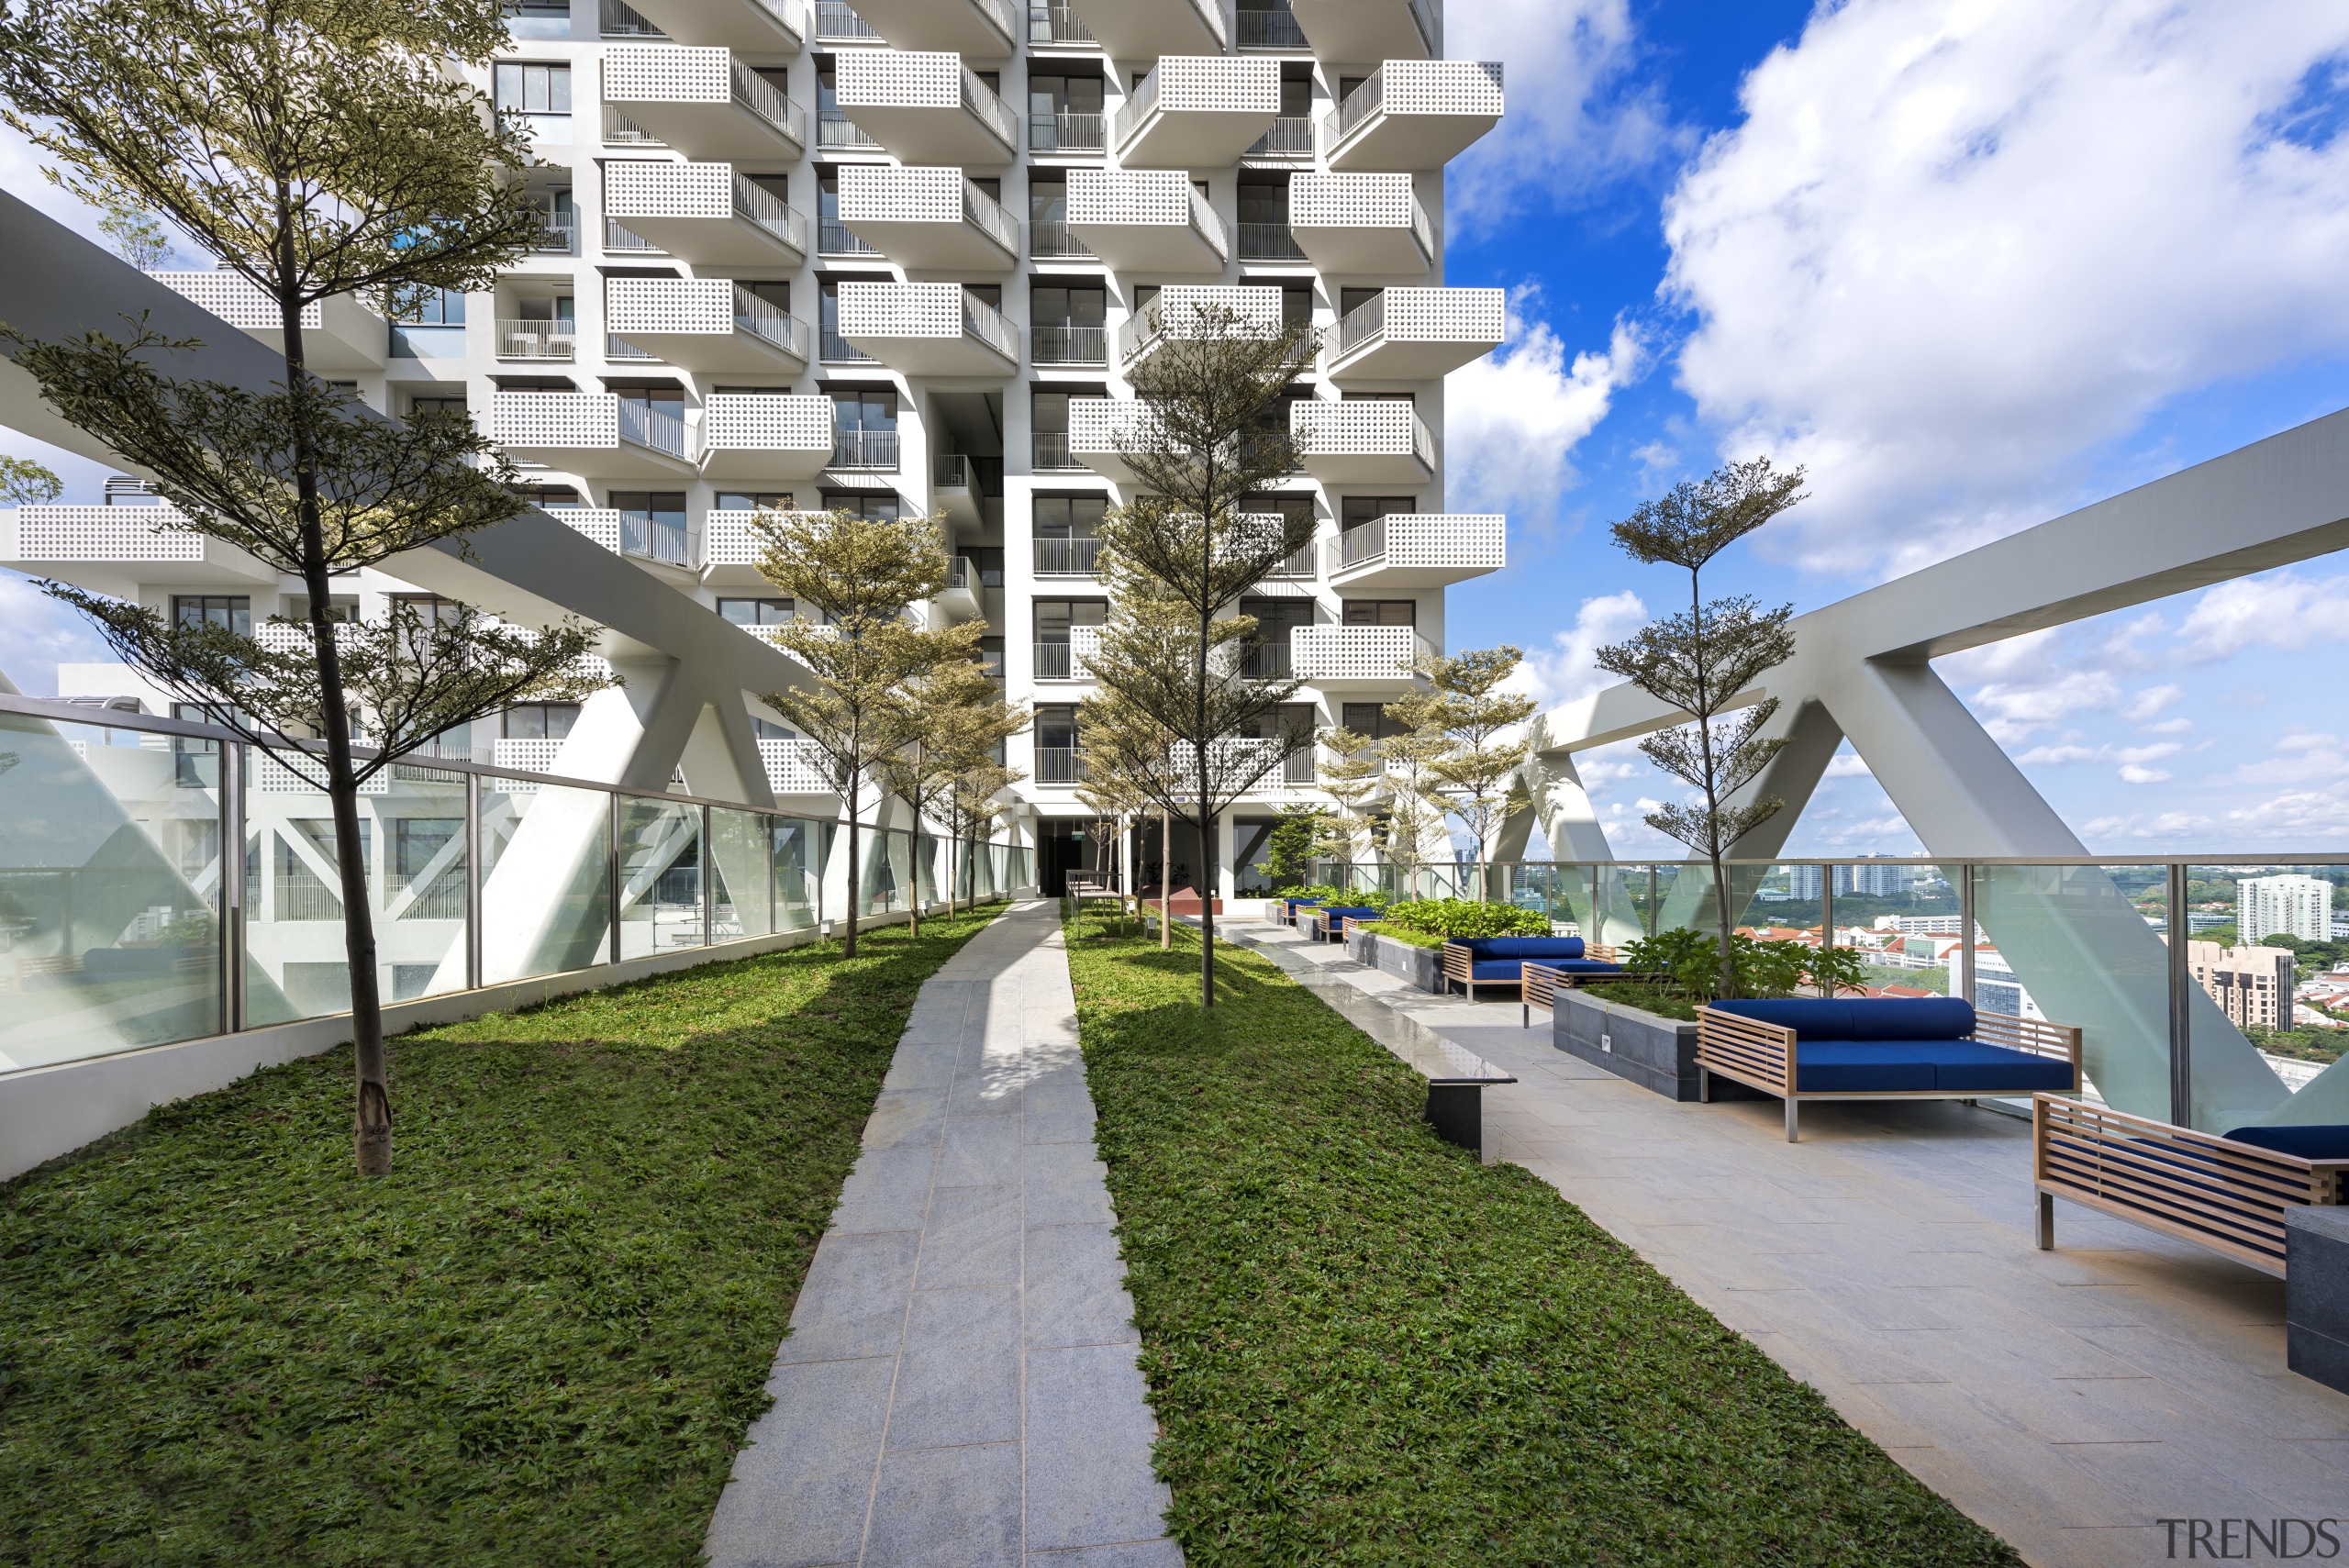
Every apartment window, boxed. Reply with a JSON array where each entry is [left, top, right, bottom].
[[715, 490, 795, 510], [820, 278, 879, 362], [1035, 599, 1107, 640], [823, 491, 900, 520], [502, 703, 580, 740], [718, 597, 796, 625], [1341, 495, 1413, 530], [1281, 284, 1314, 328], [392, 594, 464, 627], [1240, 595, 1313, 677], [607, 383, 684, 419], [1032, 388, 1077, 470], [1238, 172, 1302, 261], [495, 61, 572, 115], [506, 0, 572, 37], [977, 635, 1005, 680], [403, 289, 466, 326], [1341, 599, 1416, 627], [392, 287, 467, 358], [609, 491, 689, 564], [409, 395, 469, 417], [751, 717, 796, 740], [967, 547, 1005, 588], [173, 595, 250, 636], [1034, 702, 1080, 781], [831, 389, 897, 469], [510, 483, 580, 507], [1341, 702, 1400, 740], [1030, 71, 1105, 150], [1035, 494, 1105, 574], [1031, 284, 1106, 364], [284, 594, 359, 623]]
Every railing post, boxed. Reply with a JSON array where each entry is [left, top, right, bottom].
[[465, 770, 483, 991], [608, 791, 623, 965], [222, 740, 246, 1033], [1818, 868, 1832, 962], [1959, 862, 1977, 1007], [1646, 863, 1658, 939], [2167, 859, 2192, 1126], [703, 803, 714, 948]]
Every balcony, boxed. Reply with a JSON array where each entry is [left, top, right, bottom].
[[829, 427, 899, 470], [1118, 284, 1285, 367], [1237, 219, 1307, 262], [933, 453, 981, 529], [495, 317, 577, 360], [938, 552, 983, 620], [700, 393, 835, 480], [1114, 58, 1280, 170], [836, 282, 1019, 375], [1289, 0, 1435, 61], [1028, 2, 1097, 46], [545, 506, 702, 581], [1030, 219, 1096, 260], [601, 48, 808, 161], [834, 51, 1019, 165], [146, 271, 385, 371], [1032, 746, 1085, 784], [1264, 535, 1319, 580], [813, 0, 881, 39], [600, 161, 809, 265], [1033, 625, 1100, 683], [529, 210, 579, 254], [1031, 430, 1085, 472], [1325, 286, 1503, 380], [1062, 0, 1223, 58], [836, 166, 1019, 270], [1031, 324, 1108, 365], [702, 506, 804, 587], [1034, 536, 1102, 576], [1244, 115, 1315, 157], [1234, 1, 1307, 50], [621, 0, 806, 54], [1289, 623, 1430, 687], [1064, 396, 1153, 481], [843, 0, 1015, 58], [487, 391, 697, 478], [1289, 172, 1433, 274], [761, 736, 831, 795], [0, 504, 275, 596], [1323, 60, 1501, 171], [1325, 513, 1503, 588], [1029, 109, 1105, 153], [1290, 398, 1432, 483], [1065, 169, 1227, 273], [606, 278, 810, 373]]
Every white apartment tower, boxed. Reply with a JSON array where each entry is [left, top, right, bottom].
[[4, 0, 1505, 900], [2239, 873, 2331, 945]]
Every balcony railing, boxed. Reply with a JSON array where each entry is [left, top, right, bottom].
[[603, 106, 662, 145], [1030, 110, 1105, 152], [1027, 2, 1096, 44], [619, 511, 694, 567], [1031, 324, 1107, 365], [731, 284, 808, 358], [830, 428, 898, 469], [734, 172, 809, 251], [962, 65, 1021, 150], [1338, 290, 1385, 356], [1238, 221, 1306, 261], [1325, 513, 1507, 576], [1111, 68, 1157, 149], [814, 0, 880, 39], [963, 292, 1020, 362], [1030, 219, 1094, 258], [1335, 520, 1386, 571], [1333, 67, 1385, 141], [496, 318, 576, 359], [608, 333, 656, 361], [948, 552, 973, 587], [1265, 539, 1317, 578], [1245, 116, 1315, 156], [1034, 746, 1084, 784], [730, 59, 809, 146], [617, 399, 690, 459], [530, 211, 577, 252], [1034, 641, 1074, 681], [818, 217, 881, 256], [820, 326, 875, 363], [1234, 2, 1306, 48], [963, 177, 1020, 256], [604, 217, 664, 253], [818, 109, 883, 149], [600, 0, 664, 35], [1032, 430, 1080, 470], [935, 452, 971, 488], [1034, 536, 1101, 574], [1242, 639, 1290, 679]]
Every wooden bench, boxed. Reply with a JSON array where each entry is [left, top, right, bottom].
[[1441, 938, 1621, 1003], [1520, 958, 1671, 1028], [2033, 1095, 2348, 1277]]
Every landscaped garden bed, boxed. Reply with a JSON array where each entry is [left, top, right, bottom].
[[1063, 907, 2018, 1566], [0, 906, 1008, 1566]]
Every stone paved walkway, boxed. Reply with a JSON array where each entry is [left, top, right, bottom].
[[706, 901, 1180, 1568], [1223, 918, 2349, 1568]]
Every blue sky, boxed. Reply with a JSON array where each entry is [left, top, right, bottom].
[[6, 0, 2349, 856]]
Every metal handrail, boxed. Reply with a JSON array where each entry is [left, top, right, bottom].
[[729, 59, 808, 146], [961, 291, 1019, 361], [1234, 2, 1306, 48], [1033, 746, 1084, 783], [1238, 221, 1304, 261], [1409, 195, 1434, 261], [814, 0, 879, 38], [1030, 110, 1105, 151], [818, 217, 880, 255], [1405, 0, 1437, 53], [963, 177, 1020, 255], [1033, 642, 1076, 680], [495, 317, 576, 359], [961, 66, 1019, 150], [818, 109, 882, 149], [1030, 219, 1093, 258], [1337, 290, 1385, 356], [599, 0, 665, 35], [1034, 536, 1102, 574], [820, 326, 875, 363], [749, 0, 808, 38], [603, 217, 663, 253], [1031, 324, 1106, 364], [1032, 430, 1079, 470], [1117, 294, 1163, 362], [1331, 67, 1384, 141], [731, 284, 807, 358], [1029, 2, 1096, 43], [619, 511, 693, 567], [829, 428, 898, 469], [1183, 0, 1227, 47], [617, 399, 689, 458], [602, 106, 662, 145], [1267, 539, 1316, 577], [935, 453, 971, 488], [1245, 116, 1314, 156], [530, 211, 577, 252], [1188, 184, 1230, 259], [971, 0, 1017, 44], [1331, 517, 1386, 570], [733, 173, 809, 251], [1111, 68, 1158, 149]]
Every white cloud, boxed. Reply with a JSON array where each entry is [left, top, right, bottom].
[[1445, 298, 1643, 537], [2140, 717, 2193, 736], [2176, 570, 2349, 659], [1823, 750, 1875, 778], [1511, 590, 1648, 711], [2122, 683, 2185, 721], [1661, 0, 2349, 580], [1968, 670, 2121, 743], [2015, 743, 2097, 765]]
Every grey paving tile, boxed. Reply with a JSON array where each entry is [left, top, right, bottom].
[[935, 1115, 1025, 1188], [829, 1145, 941, 1235], [862, 1089, 948, 1151], [865, 1441, 1024, 1568], [1026, 1541, 1185, 1567], [706, 1355, 892, 1568], [1025, 1170, 1117, 1229], [885, 1285, 1023, 1451], [774, 1229, 918, 1365], [915, 1184, 1022, 1290], [949, 1070, 1027, 1118], [884, 1040, 962, 1092], [1026, 1342, 1176, 1551], [1026, 1221, 1140, 1349]]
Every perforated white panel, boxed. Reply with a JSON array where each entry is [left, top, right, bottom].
[[704, 395, 833, 452], [1069, 623, 1102, 678], [835, 49, 961, 109], [1381, 60, 1504, 117], [603, 160, 734, 220], [1291, 625, 1426, 683], [1288, 172, 1415, 229], [488, 392, 620, 449], [1386, 514, 1505, 570], [703, 509, 824, 566], [253, 749, 389, 794], [150, 272, 322, 330], [13, 506, 204, 562], [1066, 168, 1190, 227], [761, 737, 829, 793], [1066, 397, 1154, 454], [607, 276, 736, 334], [1155, 55, 1278, 115], [546, 506, 623, 552], [837, 281, 963, 339], [604, 46, 734, 105], [1290, 399, 1430, 461], [1162, 284, 1284, 334], [492, 738, 565, 776], [837, 165, 963, 224], [1379, 287, 1505, 344]]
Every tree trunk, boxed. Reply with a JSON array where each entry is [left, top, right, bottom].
[[1159, 807, 1170, 951], [842, 762, 860, 958], [276, 257, 390, 1176]]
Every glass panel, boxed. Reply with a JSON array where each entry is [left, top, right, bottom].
[[913, 834, 940, 906], [2185, 863, 2344, 1132], [480, 777, 613, 984], [0, 712, 228, 1069], [772, 817, 824, 931], [710, 807, 772, 940], [618, 797, 703, 960], [1974, 863, 2168, 1121]]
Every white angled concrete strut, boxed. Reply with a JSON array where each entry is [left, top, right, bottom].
[[1506, 406, 2349, 1129]]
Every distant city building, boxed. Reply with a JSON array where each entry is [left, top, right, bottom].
[[2239, 873, 2332, 943], [1874, 914, 1968, 936], [1945, 945, 2044, 1020], [1786, 865, 1822, 900], [2188, 940, 2296, 1031]]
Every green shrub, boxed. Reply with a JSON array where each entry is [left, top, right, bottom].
[[1580, 981, 1698, 1020], [1274, 884, 1393, 909], [1622, 929, 1866, 1001], [1377, 897, 1550, 939], [1355, 921, 1447, 949]]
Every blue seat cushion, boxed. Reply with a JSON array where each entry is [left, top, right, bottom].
[[1791, 1042, 1941, 1093], [2220, 1124, 2349, 1161], [1712, 996, 1978, 1042], [1461, 936, 1584, 961], [1925, 1041, 2074, 1093], [1549, 960, 1621, 974], [1468, 960, 1531, 981]]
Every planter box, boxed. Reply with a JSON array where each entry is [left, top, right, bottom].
[[1344, 929, 1442, 993], [2288, 1207, 2349, 1396], [1555, 988, 1767, 1102]]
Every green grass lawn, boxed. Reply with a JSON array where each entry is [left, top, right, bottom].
[[1064, 910, 2020, 1567], [0, 906, 1007, 1568]]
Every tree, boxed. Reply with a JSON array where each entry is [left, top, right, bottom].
[[1371, 687, 1454, 897], [0, 0, 551, 1179], [1096, 302, 1320, 1004], [95, 195, 173, 271], [0, 456, 63, 505], [1077, 673, 1184, 950], [1595, 457, 1807, 998], [1261, 803, 1322, 891], [1312, 725, 1380, 884], [945, 759, 1019, 918], [1421, 646, 1538, 899], [874, 656, 1028, 935], [751, 506, 968, 957]]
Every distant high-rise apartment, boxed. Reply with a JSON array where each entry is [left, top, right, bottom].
[[2188, 940, 2297, 1032], [2238, 873, 2332, 944]]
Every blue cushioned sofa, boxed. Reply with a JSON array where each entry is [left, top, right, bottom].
[[1697, 996, 2081, 1141], [1278, 896, 1324, 929], [1442, 936, 1622, 1001], [1310, 905, 1383, 941]]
